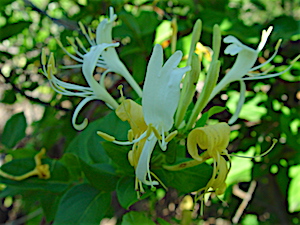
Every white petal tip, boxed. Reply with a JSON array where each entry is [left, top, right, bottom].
[[73, 118, 88, 131]]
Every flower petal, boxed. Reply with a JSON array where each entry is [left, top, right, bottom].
[[135, 136, 159, 186], [72, 97, 95, 130], [142, 44, 190, 131]]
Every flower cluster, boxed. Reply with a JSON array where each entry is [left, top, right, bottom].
[[42, 6, 298, 203]]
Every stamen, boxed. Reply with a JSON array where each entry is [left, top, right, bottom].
[[145, 125, 153, 139], [55, 38, 84, 63], [150, 172, 168, 191], [75, 37, 88, 53], [88, 27, 96, 45], [231, 139, 277, 158], [41, 49, 47, 66], [246, 65, 275, 77], [151, 126, 162, 140], [97, 131, 116, 142], [78, 21, 87, 35], [127, 129, 134, 142], [165, 130, 178, 143], [243, 55, 300, 80], [250, 39, 282, 72], [117, 85, 125, 102], [66, 36, 78, 51]]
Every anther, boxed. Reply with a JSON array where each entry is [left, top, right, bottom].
[[151, 126, 162, 140], [41, 49, 47, 66], [127, 129, 134, 142], [165, 130, 178, 143], [78, 21, 87, 35], [97, 131, 116, 142], [66, 36, 77, 50]]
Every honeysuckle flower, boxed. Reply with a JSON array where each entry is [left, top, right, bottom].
[[0, 148, 50, 181], [136, 44, 190, 186], [209, 26, 300, 124], [41, 44, 120, 130], [98, 44, 190, 188], [57, 7, 142, 97], [187, 123, 231, 199]]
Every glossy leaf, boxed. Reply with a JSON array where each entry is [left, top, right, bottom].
[[53, 183, 111, 225], [66, 112, 129, 164]]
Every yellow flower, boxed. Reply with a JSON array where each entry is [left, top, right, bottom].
[[187, 122, 231, 197], [115, 99, 148, 169], [0, 149, 50, 181]]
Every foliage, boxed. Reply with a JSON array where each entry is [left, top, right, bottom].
[[0, 0, 299, 224]]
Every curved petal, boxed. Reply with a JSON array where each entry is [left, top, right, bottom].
[[96, 7, 117, 45], [228, 80, 246, 124], [224, 44, 243, 56], [82, 43, 118, 87], [135, 136, 159, 186], [187, 123, 231, 160], [72, 97, 95, 130]]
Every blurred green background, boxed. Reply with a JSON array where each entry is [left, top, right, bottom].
[[0, 0, 299, 224]]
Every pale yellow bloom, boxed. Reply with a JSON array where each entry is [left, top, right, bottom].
[[187, 123, 231, 197]]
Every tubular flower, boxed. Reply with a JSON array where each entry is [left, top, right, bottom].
[[41, 44, 120, 130], [136, 44, 190, 186], [97, 99, 153, 192], [98, 44, 190, 188], [0, 148, 50, 181], [187, 122, 231, 198], [209, 27, 300, 124], [56, 7, 142, 97]]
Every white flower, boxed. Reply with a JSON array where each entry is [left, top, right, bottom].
[[97, 44, 190, 187], [58, 7, 142, 97], [209, 27, 299, 124], [41, 44, 120, 130], [136, 44, 190, 186]]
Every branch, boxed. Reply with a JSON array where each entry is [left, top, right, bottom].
[[0, 72, 70, 112]]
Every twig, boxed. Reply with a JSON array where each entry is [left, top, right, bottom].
[[0, 73, 70, 112], [232, 180, 257, 224], [23, 0, 78, 31]]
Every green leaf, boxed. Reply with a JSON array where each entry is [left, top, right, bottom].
[[1, 89, 17, 104], [0, 158, 70, 193], [59, 153, 82, 181], [80, 160, 119, 192], [195, 106, 226, 127], [40, 192, 62, 222], [118, 11, 141, 39], [154, 162, 213, 194], [0, 21, 31, 42], [53, 183, 111, 225], [121, 211, 156, 225], [102, 142, 134, 175], [66, 112, 129, 164], [1, 112, 27, 148], [116, 176, 152, 209], [156, 218, 172, 225]]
